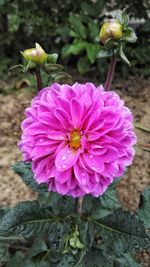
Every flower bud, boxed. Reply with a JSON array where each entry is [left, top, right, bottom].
[[99, 19, 123, 44], [22, 43, 47, 64]]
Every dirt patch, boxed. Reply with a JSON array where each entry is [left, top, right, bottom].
[[0, 90, 36, 206], [0, 77, 149, 266]]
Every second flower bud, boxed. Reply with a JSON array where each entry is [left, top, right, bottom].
[[99, 19, 123, 44]]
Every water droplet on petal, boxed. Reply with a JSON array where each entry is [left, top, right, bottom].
[[81, 172, 85, 177], [63, 164, 67, 169], [67, 150, 70, 154], [62, 155, 67, 160], [89, 154, 93, 159]]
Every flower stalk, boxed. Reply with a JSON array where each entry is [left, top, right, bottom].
[[75, 197, 84, 216], [105, 55, 117, 91], [35, 67, 43, 92]]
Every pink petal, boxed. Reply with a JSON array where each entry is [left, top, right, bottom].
[[47, 131, 67, 141], [55, 145, 80, 172], [99, 145, 118, 162], [88, 143, 107, 156], [54, 108, 72, 130], [55, 181, 69, 195], [83, 153, 105, 173], [74, 163, 89, 186], [70, 98, 83, 128], [55, 169, 71, 184]]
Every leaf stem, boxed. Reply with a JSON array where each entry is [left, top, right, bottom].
[[75, 197, 84, 216], [105, 56, 117, 91], [35, 67, 43, 92]]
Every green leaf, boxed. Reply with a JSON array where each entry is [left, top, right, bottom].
[[116, 10, 130, 27], [88, 21, 99, 39], [33, 261, 49, 267], [0, 201, 57, 238], [90, 208, 150, 256], [115, 253, 141, 267], [25, 238, 48, 259], [10, 64, 23, 71], [57, 254, 74, 267], [77, 57, 91, 74], [81, 2, 96, 17], [53, 72, 71, 83], [84, 248, 113, 267], [14, 259, 34, 267], [12, 161, 48, 192], [56, 26, 70, 37], [38, 193, 75, 216], [69, 15, 86, 39], [97, 48, 113, 58], [123, 27, 137, 43], [119, 44, 131, 66], [43, 63, 63, 73], [48, 221, 71, 255], [6, 252, 29, 267], [81, 1, 105, 18], [37, 192, 62, 209], [51, 250, 86, 267], [91, 183, 121, 219], [0, 242, 9, 264], [137, 187, 150, 228], [0, 0, 5, 6], [85, 43, 100, 63], [104, 39, 119, 50], [46, 53, 58, 64], [79, 222, 94, 249], [62, 42, 85, 58]]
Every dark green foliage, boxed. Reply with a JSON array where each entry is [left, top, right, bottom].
[[115, 253, 141, 267], [12, 161, 48, 192], [0, 201, 57, 238], [137, 187, 150, 228], [93, 208, 150, 256], [0, 243, 9, 265], [0, 164, 149, 265], [0, 178, 150, 266]]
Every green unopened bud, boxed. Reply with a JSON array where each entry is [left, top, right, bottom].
[[22, 43, 47, 64], [99, 19, 123, 44]]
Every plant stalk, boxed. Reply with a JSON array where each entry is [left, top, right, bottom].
[[105, 55, 117, 91], [35, 67, 43, 92], [75, 197, 84, 216]]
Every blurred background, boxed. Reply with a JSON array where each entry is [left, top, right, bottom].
[[0, 0, 150, 80], [0, 1, 150, 265]]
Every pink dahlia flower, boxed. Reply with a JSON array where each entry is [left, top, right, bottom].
[[19, 83, 136, 197]]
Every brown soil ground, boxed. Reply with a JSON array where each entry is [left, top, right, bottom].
[[0, 77, 150, 266]]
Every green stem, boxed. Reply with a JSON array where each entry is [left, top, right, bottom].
[[35, 67, 43, 92], [105, 56, 117, 91], [75, 197, 84, 216]]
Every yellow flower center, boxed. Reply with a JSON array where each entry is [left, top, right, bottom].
[[69, 131, 81, 149]]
